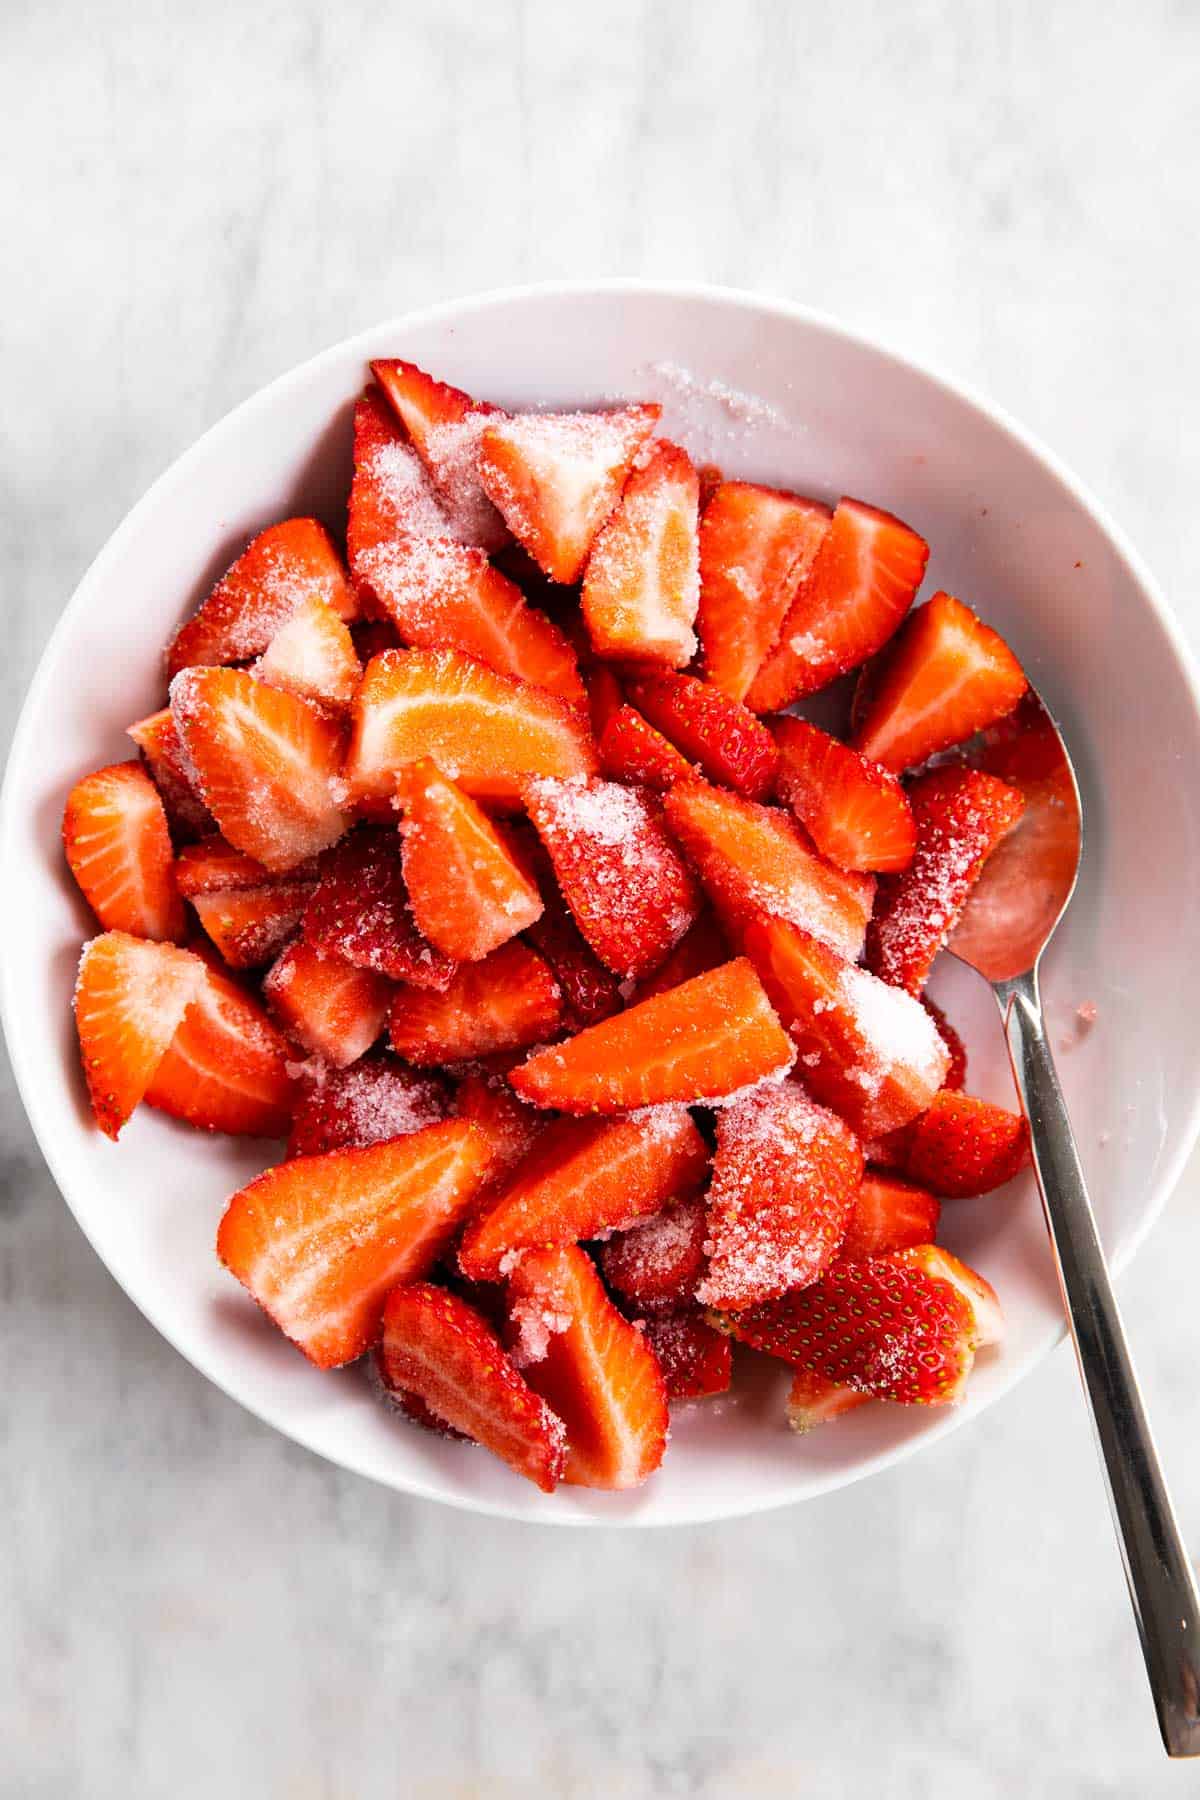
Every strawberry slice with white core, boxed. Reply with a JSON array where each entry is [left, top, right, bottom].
[[772, 716, 916, 875], [145, 958, 294, 1136], [73, 932, 206, 1138], [264, 937, 392, 1068], [388, 939, 562, 1068], [63, 761, 184, 941], [371, 358, 509, 552], [398, 758, 544, 962], [254, 590, 362, 710], [580, 440, 700, 667], [697, 481, 832, 702], [899, 1244, 1003, 1347]]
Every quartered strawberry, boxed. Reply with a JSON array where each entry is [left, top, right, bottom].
[[286, 1053, 450, 1157], [264, 936, 392, 1068], [127, 708, 211, 839], [523, 885, 623, 1031], [866, 767, 1025, 995], [169, 667, 348, 873], [746, 498, 928, 712], [901, 1091, 1030, 1198], [785, 1368, 872, 1431], [344, 647, 599, 809], [509, 958, 794, 1114], [478, 405, 661, 585], [370, 358, 509, 550], [454, 1069, 545, 1177], [377, 1284, 567, 1491], [524, 774, 700, 981], [397, 758, 543, 961], [627, 908, 730, 1004], [663, 777, 876, 963], [772, 716, 915, 874], [713, 1250, 976, 1404], [73, 932, 206, 1138], [853, 591, 1028, 773], [586, 664, 625, 740], [167, 518, 357, 679], [837, 1172, 941, 1262], [640, 1308, 732, 1400], [900, 1244, 1004, 1346], [458, 1107, 709, 1281], [696, 481, 832, 702], [742, 916, 949, 1137], [389, 940, 562, 1068], [598, 701, 695, 791], [145, 957, 295, 1135], [924, 997, 967, 1090], [255, 590, 362, 711], [304, 824, 457, 988], [697, 1081, 864, 1311], [506, 1244, 669, 1488], [347, 384, 462, 564], [599, 1192, 709, 1310], [63, 761, 184, 941], [580, 440, 700, 667], [624, 671, 778, 800], [216, 1119, 493, 1367], [189, 882, 314, 968]]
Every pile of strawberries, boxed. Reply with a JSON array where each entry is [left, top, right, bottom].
[[63, 358, 1034, 1495]]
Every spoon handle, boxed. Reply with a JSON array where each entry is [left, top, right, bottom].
[[999, 968, 1200, 1756]]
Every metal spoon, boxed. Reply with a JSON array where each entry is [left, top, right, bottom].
[[949, 691, 1200, 1757]]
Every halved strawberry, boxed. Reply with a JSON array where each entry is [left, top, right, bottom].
[[371, 358, 509, 550], [696, 481, 832, 701], [865, 767, 1025, 995], [254, 590, 362, 710], [697, 1081, 864, 1311], [216, 1119, 493, 1367], [167, 518, 357, 678], [287, 1053, 450, 1157], [398, 758, 543, 961], [785, 1369, 871, 1431], [347, 385, 462, 565], [63, 761, 184, 941], [127, 708, 211, 839], [145, 957, 295, 1135], [627, 908, 730, 1004], [663, 777, 875, 963], [264, 936, 392, 1067], [901, 1091, 1030, 1198], [376, 1284, 566, 1491], [523, 885, 623, 1030], [344, 648, 599, 809], [73, 932, 206, 1138], [304, 824, 456, 988], [713, 1250, 976, 1403], [506, 1244, 669, 1488], [597, 704, 695, 791], [599, 1192, 708, 1310], [169, 667, 347, 873], [478, 405, 661, 584], [640, 1308, 732, 1400], [900, 1244, 1003, 1346], [509, 958, 794, 1114], [580, 440, 700, 667], [746, 498, 928, 712], [741, 916, 949, 1137], [837, 1172, 941, 1262], [190, 883, 313, 969], [624, 672, 778, 800], [454, 1069, 545, 1177], [772, 716, 915, 874], [458, 1107, 709, 1281], [388, 940, 561, 1067], [524, 775, 700, 981], [853, 591, 1028, 772]]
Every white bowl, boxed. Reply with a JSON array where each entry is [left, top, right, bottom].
[[5, 281, 1200, 1526]]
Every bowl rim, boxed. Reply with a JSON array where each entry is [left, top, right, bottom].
[[6, 276, 1200, 1526]]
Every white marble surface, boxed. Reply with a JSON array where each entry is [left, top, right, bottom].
[[3, 1, 1200, 1792]]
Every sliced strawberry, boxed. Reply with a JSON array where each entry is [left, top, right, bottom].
[[523, 887, 623, 1030], [344, 647, 599, 809], [785, 1369, 872, 1431], [640, 1308, 732, 1400], [478, 405, 661, 584], [866, 767, 1025, 995], [624, 672, 778, 800], [389, 940, 561, 1068], [73, 932, 206, 1138], [506, 1244, 668, 1488], [741, 916, 949, 1137], [509, 958, 794, 1114], [924, 997, 967, 1091], [458, 1107, 709, 1281], [598, 1192, 708, 1310], [746, 498, 928, 712], [663, 777, 875, 963], [264, 936, 392, 1067], [697, 1082, 863, 1311], [304, 824, 456, 988], [627, 908, 730, 1004], [376, 1284, 566, 1491], [837, 1172, 941, 1262], [714, 1250, 976, 1403], [598, 703, 695, 791], [63, 761, 184, 942], [167, 518, 357, 679], [145, 958, 295, 1135], [580, 440, 700, 667], [254, 590, 362, 710], [454, 1069, 545, 1177], [169, 667, 347, 873], [772, 716, 915, 874], [397, 758, 543, 961], [901, 1091, 1030, 1198], [216, 1120, 493, 1367], [696, 481, 832, 701], [127, 707, 210, 839], [900, 1244, 1003, 1346], [370, 358, 509, 550], [853, 591, 1028, 772], [287, 1053, 450, 1157], [586, 664, 625, 740], [190, 882, 313, 968], [524, 775, 700, 981], [347, 385, 462, 565]]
